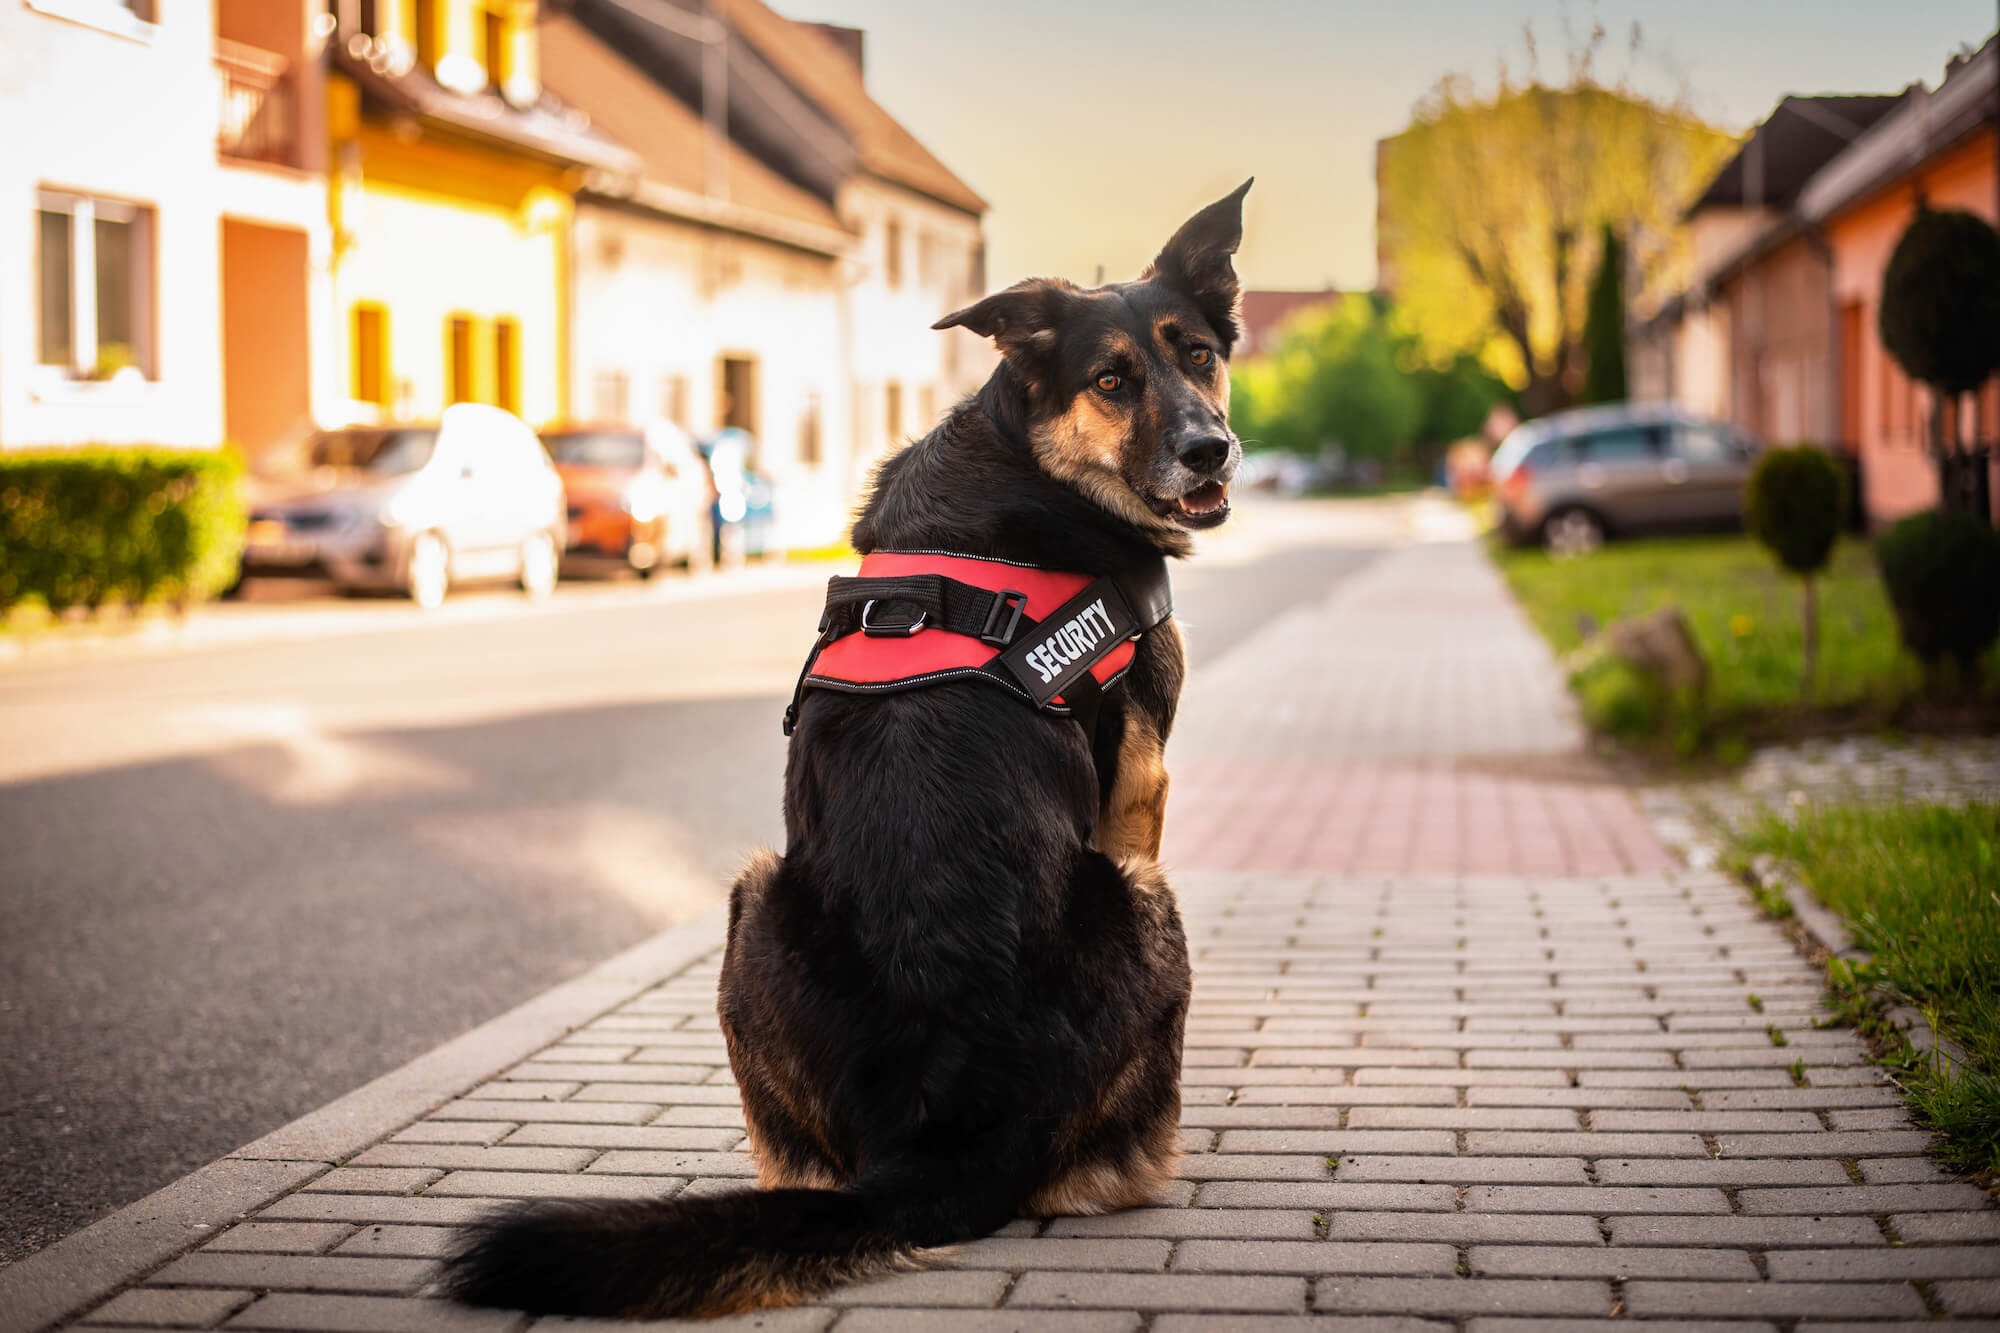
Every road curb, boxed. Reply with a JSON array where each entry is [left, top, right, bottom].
[[0, 905, 727, 1332]]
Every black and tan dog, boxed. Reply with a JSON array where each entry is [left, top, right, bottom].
[[438, 180, 1251, 1319]]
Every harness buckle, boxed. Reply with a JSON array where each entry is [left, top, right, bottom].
[[980, 589, 1029, 646], [861, 599, 927, 637]]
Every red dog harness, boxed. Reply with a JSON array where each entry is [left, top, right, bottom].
[[783, 549, 1174, 736]]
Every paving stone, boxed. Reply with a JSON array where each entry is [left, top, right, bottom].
[[1938, 1281, 2000, 1316], [1468, 1245, 1758, 1279], [255, 1194, 500, 1226], [1313, 1277, 1611, 1317], [1702, 1086, 1904, 1110], [331, 1225, 459, 1258], [1739, 1183, 1996, 1214], [1170, 1241, 1457, 1275], [204, 1222, 354, 1254], [79, 1288, 255, 1327], [1767, 1247, 2000, 1280], [1153, 1319, 1450, 1333], [1344, 1107, 1577, 1130], [822, 1271, 1010, 1307], [146, 1252, 431, 1295], [948, 1238, 1170, 1270], [460, 1082, 580, 1102], [1469, 1323, 1779, 1333], [1860, 1157, 1960, 1184], [833, 1313, 1137, 1333], [1718, 1130, 1935, 1156], [1175, 1154, 1337, 1181], [584, 1150, 759, 1177], [304, 1167, 443, 1195], [1893, 1212, 2000, 1243], [1044, 1210, 1316, 1240], [221, 1293, 523, 1331], [1463, 1087, 1691, 1110], [390, 1122, 517, 1146], [424, 1169, 687, 1199], [1463, 1186, 1730, 1214], [349, 1145, 598, 1173], [1213, 1131, 1456, 1154], [1195, 1183, 1455, 1210], [428, 1100, 657, 1124], [1330, 1155, 1588, 1184], [1620, 1280, 1926, 1318], [1006, 1272, 1306, 1312], [1466, 1131, 1705, 1157], [1609, 1215, 1886, 1247], [1592, 1157, 1851, 1187], [1586, 1110, 1821, 1132], [1327, 1212, 1602, 1246]]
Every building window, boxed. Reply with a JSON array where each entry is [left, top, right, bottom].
[[493, 317, 520, 415], [36, 192, 154, 380], [352, 303, 390, 405], [719, 356, 758, 435], [447, 315, 475, 404], [593, 370, 629, 422], [800, 390, 821, 465], [885, 381, 903, 445], [660, 374, 689, 427], [884, 217, 902, 288]]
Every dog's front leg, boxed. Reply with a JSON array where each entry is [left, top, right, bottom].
[[1098, 712, 1170, 861]]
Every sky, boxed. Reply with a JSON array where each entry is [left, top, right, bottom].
[[784, 0, 1998, 293]]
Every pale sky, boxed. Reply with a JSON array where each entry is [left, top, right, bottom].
[[784, 0, 1998, 292]]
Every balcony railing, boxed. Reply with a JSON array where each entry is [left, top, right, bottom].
[[216, 37, 296, 166]]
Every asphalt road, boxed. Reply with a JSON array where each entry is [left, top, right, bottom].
[[0, 500, 1394, 1265]]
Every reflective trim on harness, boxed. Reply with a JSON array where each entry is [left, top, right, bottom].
[[781, 550, 1172, 735]]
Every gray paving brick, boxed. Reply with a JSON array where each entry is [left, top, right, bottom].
[[428, 1099, 656, 1124], [570, 1081, 745, 1103], [1351, 1069, 1566, 1086], [460, 1081, 580, 1101], [425, 1169, 687, 1199], [833, 1312, 1137, 1333], [1330, 1155, 1588, 1184], [1044, 1209, 1315, 1239], [221, 1293, 523, 1331], [949, 1238, 1170, 1270], [255, 1194, 499, 1226], [1196, 1183, 1455, 1210], [1740, 1183, 1995, 1214], [1175, 1154, 1337, 1181], [1608, 1213, 1886, 1247], [1328, 1212, 1602, 1246], [1344, 1107, 1576, 1130], [390, 1122, 517, 1146], [1469, 1323, 1779, 1333], [1463, 1087, 1691, 1109], [1768, 1247, 2000, 1280], [1008, 1272, 1306, 1312], [1463, 1185, 1730, 1214], [1621, 1280, 1926, 1318], [349, 1145, 598, 1173], [1313, 1277, 1611, 1317], [1466, 1130, 1705, 1157], [1718, 1130, 1936, 1156], [1893, 1211, 2000, 1243], [1232, 1086, 1457, 1107], [147, 1252, 431, 1294], [584, 1149, 759, 1177], [1153, 1319, 1450, 1333], [500, 1124, 742, 1152], [79, 1287, 255, 1327], [304, 1167, 443, 1195], [1938, 1280, 2000, 1316], [1593, 1157, 1850, 1186], [1469, 1244, 1758, 1279], [1828, 1107, 1913, 1129], [1701, 1086, 1903, 1109], [823, 1270, 1010, 1307], [204, 1222, 354, 1254], [1860, 1156, 1958, 1183], [1170, 1241, 1457, 1275], [1213, 1131, 1456, 1154], [1587, 1110, 1821, 1132], [505, 1061, 713, 1082], [331, 1224, 458, 1258]]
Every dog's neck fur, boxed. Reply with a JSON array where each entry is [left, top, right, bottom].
[[850, 362, 1190, 574]]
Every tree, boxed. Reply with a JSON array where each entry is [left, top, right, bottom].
[[1878, 207, 2000, 515], [1743, 448, 1847, 696], [1377, 26, 1736, 415], [1230, 296, 1425, 463], [1582, 222, 1628, 403]]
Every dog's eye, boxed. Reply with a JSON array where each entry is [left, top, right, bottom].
[[1189, 346, 1212, 367], [1095, 373, 1122, 393]]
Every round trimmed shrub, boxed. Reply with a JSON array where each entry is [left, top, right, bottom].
[[1875, 509, 2000, 675], [1745, 446, 1846, 576], [1879, 208, 2000, 396]]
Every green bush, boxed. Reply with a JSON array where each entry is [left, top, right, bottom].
[[1875, 508, 2000, 678], [1879, 207, 2000, 396], [1745, 447, 1846, 575], [0, 448, 247, 613]]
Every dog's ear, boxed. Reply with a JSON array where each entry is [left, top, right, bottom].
[[934, 279, 1074, 378], [1148, 179, 1252, 357]]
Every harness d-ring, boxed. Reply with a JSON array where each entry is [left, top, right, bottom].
[[860, 600, 927, 637]]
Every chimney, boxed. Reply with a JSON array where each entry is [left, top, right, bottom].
[[808, 22, 864, 75]]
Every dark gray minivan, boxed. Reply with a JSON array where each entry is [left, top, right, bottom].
[[1491, 403, 1762, 555]]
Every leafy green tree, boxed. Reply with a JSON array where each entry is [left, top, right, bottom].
[[1377, 26, 1736, 414], [1743, 447, 1847, 695], [1230, 297, 1423, 463], [1582, 222, 1628, 403]]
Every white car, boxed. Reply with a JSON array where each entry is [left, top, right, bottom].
[[241, 403, 567, 609]]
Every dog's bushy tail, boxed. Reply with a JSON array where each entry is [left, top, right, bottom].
[[436, 1164, 1019, 1319]]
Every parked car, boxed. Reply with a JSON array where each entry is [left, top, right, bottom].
[[240, 403, 566, 609], [540, 421, 712, 578], [1490, 403, 1762, 555]]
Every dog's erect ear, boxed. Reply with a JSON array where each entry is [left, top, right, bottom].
[[933, 279, 1075, 377], [1148, 179, 1252, 357]]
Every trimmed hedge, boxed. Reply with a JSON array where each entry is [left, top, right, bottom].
[[1875, 508, 2000, 678], [0, 448, 247, 612], [1745, 446, 1846, 577]]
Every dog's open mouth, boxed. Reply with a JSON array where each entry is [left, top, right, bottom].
[[1150, 481, 1231, 530]]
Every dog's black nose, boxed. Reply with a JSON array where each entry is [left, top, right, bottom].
[[1175, 435, 1232, 475]]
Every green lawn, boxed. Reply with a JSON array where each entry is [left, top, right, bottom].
[[1734, 800, 2000, 1174], [1492, 534, 1924, 751]]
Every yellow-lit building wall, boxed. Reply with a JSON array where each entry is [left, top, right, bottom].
[[330, 102, 571, 426]]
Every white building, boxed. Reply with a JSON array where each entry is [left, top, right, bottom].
[[0, 0, 335, 454], [541, 0, 988, 549]]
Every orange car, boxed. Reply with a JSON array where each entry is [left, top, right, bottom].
[[540, 422, 713, 576]]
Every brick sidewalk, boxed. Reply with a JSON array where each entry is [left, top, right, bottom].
[[11, 537, 1997, 1330]]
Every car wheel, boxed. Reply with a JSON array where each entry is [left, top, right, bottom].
[[407, 531, 451, 610], [1542, 507, 1605, 558], [519, 531, 559, 600]]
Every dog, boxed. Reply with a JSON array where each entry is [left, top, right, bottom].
[[437, 180, 1250, 1319]]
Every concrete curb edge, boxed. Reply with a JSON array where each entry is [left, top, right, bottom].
[[0, 905, 729, 1332]]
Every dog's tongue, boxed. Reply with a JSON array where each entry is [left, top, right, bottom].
[[1182, 483, 1228, 514]]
